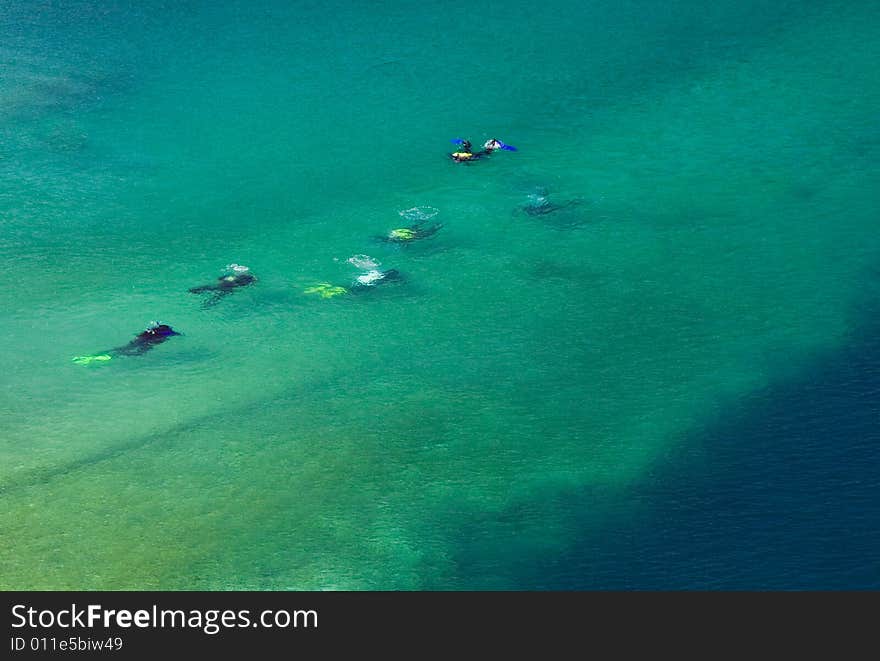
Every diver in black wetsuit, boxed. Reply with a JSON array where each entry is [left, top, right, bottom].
[[376, 223, 443, 244], [188, 270, 257, 307], [72, 323, 181, 365], [113, 323, 181, 356]]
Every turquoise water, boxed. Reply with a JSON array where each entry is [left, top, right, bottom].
[[2, 0, 879, 589]]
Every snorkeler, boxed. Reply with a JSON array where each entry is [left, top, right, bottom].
[[449, 138, 483, 163], [450, 151, 479, 163], [449, 138, 486, 163], [483, 138, 516, 152], [188, 264, 256, 307], [377, 223, 443, 243], [72, 322, 181, 365]]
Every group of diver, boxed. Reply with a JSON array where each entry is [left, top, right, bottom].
[[449, 137, 516, 163], [73, 136, 517, 365], [72, 265, 256, 364], [298, 204, 448, 302]]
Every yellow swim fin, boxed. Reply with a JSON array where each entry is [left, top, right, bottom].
[[303, 283, 348, 299]]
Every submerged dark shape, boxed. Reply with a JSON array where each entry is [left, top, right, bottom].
[[518, 188, 587, 230], [72, 323, 181, 365], [521, 189, 580, 216], [188, 272, 257, 307], [376, 223, 443, 244]]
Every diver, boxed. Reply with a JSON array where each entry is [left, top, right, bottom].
[[520, 188, 579, 216], [344, 254, 402, 291], [352, 268, 402, 290], [114, 323, 181, 356], [303, 264, 403, 298], [72, 322, 181, 365], [303, 268, 402, 299], [377, 222, 443, 243], [188, 264, 256, 307]]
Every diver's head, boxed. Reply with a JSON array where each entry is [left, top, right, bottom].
[[149, 324, 180, 337], [218, 272, 255, 287]]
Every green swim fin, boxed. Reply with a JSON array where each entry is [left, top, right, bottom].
[[72, 354, 113, 366]]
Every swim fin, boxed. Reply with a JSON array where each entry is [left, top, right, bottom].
[[71, 354, 113, 365]]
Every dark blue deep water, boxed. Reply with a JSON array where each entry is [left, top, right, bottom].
[[493, 296, 880, 589]]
